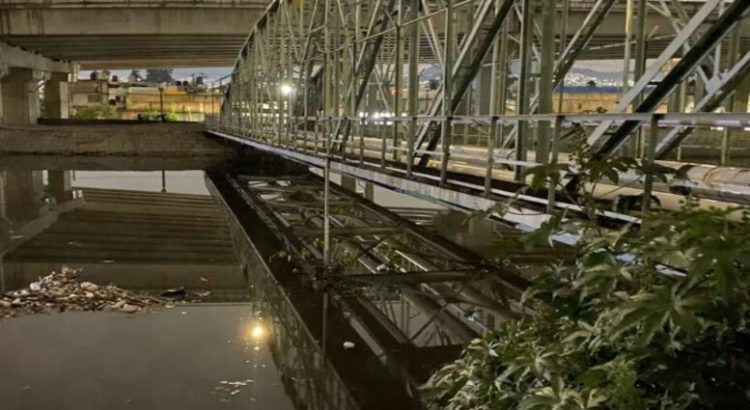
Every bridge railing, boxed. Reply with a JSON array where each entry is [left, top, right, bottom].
[[210, 111, 750, 212]]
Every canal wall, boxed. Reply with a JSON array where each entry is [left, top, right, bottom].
[[0, 123, 234, 157]]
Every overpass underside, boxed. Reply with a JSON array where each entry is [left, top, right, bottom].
[[0, 1, 266, 68]]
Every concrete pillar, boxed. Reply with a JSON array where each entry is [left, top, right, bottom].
[[43, 72, 70, 119], [0, 67, 47, 125], [48, 170, 73, 203], [363, 181, 374, 201], [341, 175, 357, 192], [0, 172, 10, 243], [2, 171, 45, 225], [341, 175, 374, 200], [0, 64, 7, 124]]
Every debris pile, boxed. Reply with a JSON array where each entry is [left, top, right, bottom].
[[212, 379, 254, 403], [0, 268, 167, 319]]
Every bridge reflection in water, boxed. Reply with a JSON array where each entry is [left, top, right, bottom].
[[208, 152, 537, 409], [0, 170, 245, 299], [0, 152, 532, 409]]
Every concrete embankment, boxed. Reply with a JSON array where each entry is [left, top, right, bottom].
[[0, 123, 234, 157]]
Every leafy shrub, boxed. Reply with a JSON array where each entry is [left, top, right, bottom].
[[423, 136, 750, 409], [138, 110, 179, 122], [71, 105, 119, 120]]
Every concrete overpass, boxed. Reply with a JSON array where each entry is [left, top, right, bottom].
[[1, 40, 73, 125], [0, 0, 267, 68], [0, 1, 267, 125]]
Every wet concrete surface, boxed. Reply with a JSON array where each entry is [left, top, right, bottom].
[[0, 305, 295, 410]]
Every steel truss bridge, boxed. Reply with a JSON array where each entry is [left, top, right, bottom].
[[207, 154, 551, 410], [208, 0, 750, 229], [205, 2, 750, 407]]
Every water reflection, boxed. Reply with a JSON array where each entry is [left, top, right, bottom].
[[0, 305, 295, 410], [0, 152, 512, 410], [207, 153, 528, 410], [0, 169, 242, 298], [0, 166, 306, 410]]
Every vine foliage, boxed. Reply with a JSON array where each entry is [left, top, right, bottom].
[[423, 136, 750, 409]]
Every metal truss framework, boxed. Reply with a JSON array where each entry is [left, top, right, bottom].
[[228, 171, 528, 339], [208, 165, 544, 409], [211, 0, 750, 221]]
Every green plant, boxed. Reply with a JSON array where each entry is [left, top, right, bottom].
[[423, 136, 750, 409], [71, 105, 119, 120], [139, 110, 160, 121], [138, 110, 179, 122]]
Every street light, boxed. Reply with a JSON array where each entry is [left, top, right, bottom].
[[279, 83, 294, 96], [158, 82, 166, 121]]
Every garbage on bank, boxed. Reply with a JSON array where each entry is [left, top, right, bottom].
[[0, 267, 168, 319]]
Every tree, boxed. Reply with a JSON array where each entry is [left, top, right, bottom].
[[129, 70, 143, 83], [423, 134, 750, 409], [144, 69, 175, 84]]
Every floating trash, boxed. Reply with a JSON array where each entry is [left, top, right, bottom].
[[213, 379, 254, 402], [160, 287, 186, 298], [0, 267, 167, 319]]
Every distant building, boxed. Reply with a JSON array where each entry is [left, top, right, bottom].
[[69, 79, 109, 110], [68, 79, 222, 121]]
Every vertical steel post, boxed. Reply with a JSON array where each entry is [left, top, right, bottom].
[[622, 0, 634, 93], [557, 0, 569, 113], [497, 22, 509, 145], [485, 116, 497, 196], [547, 115, 563, 213], [406, 0, 419, 177], [632, 0, 648, 156], [721, 24, 741, 165], [537, 0, 556, 166], [441, 0, 454, 185], [516, 0, 533, 182], [641, 114, 659, 214], [324, 145, 332, 265], [393, 0, 404, 162], [360, 117, 366, 165]]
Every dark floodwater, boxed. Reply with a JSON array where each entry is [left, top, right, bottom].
[[0, 168, 295, 410], [0, 306, 294, 410], [1, 160, 501, 410]]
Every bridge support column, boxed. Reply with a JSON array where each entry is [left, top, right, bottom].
[[43, 72, 70, 119], [48, 170, 73, 203], [0, 67, 47, 125], [1, 171, 45, 225], [0, 172, 10, 246], [342, 175, 374, 201]]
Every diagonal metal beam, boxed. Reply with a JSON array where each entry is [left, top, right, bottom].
[[334, 0, 398, 151], [655, 49, 750, 159], [590, 0, 750, 157], [584, 0, 723, 148], [414, 0, 515, 167], [553, 0, 618, 85]]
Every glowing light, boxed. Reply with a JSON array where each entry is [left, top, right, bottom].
[[279, 84, 294, 96], [251, 325, 265, 339], [243, 321, 269, 343]]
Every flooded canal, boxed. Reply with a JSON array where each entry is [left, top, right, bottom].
[[0, 165, 299, 409], [0, 153, 522, 410]]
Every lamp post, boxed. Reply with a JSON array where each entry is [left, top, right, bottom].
[[158, 82, 166, 121]]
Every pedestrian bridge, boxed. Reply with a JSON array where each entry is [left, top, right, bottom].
[[208, 0, 750, 231]]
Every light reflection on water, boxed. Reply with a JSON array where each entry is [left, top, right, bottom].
[[0, 305, 295, 410], [0, 168, 295, 410]]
